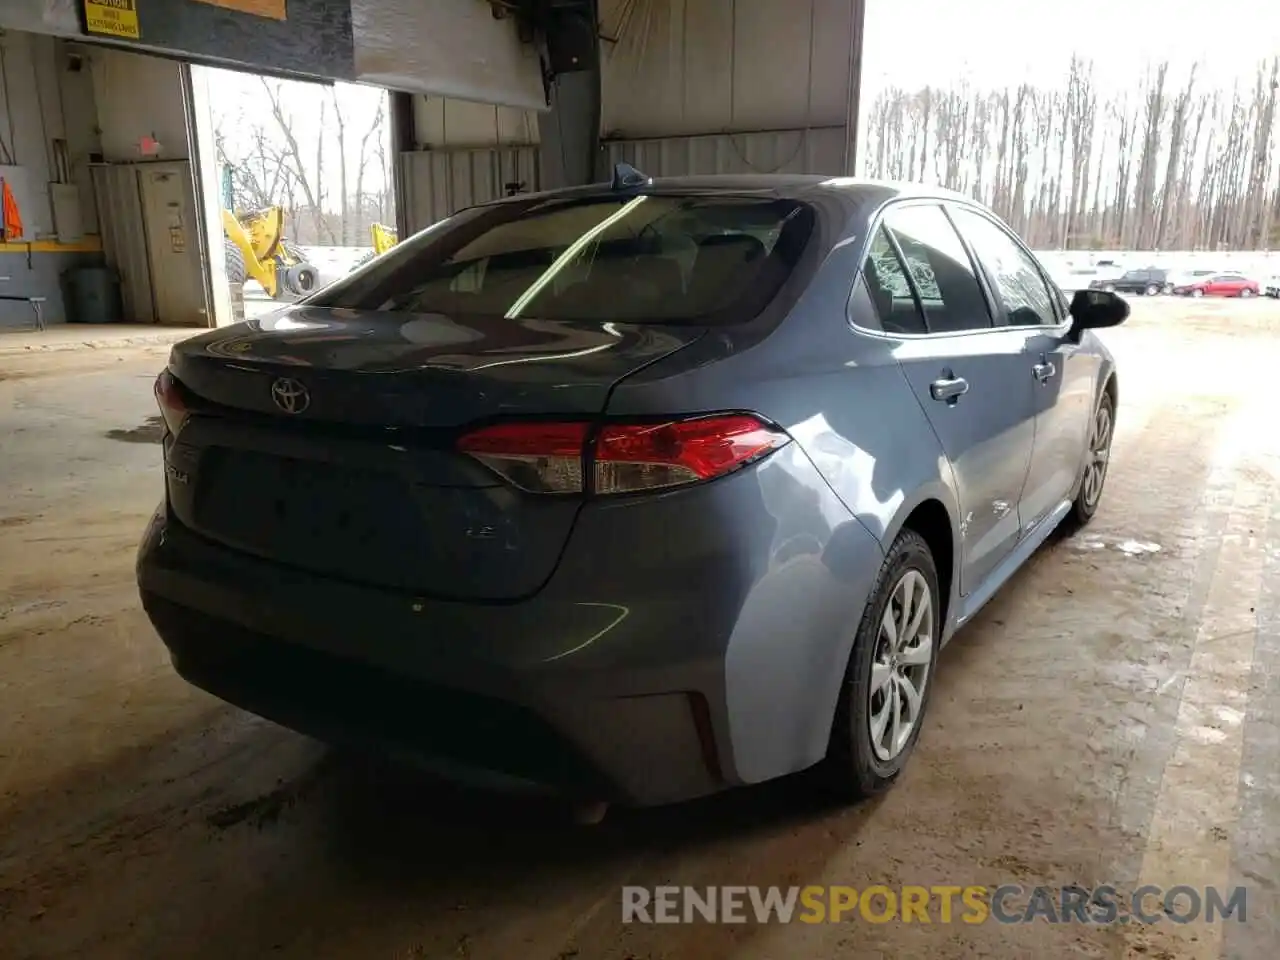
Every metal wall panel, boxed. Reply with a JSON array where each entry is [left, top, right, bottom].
[[90, 48, 190, 161], [411, 97, 540, 149], [603, 127, 848, 178], [90, 163, 154, 322], [136, 161, 208, 327], [355, 0, 545, 109], [399, 147, 541, 234], [599, 0, 858, 139], [0, 31, 103, 237]]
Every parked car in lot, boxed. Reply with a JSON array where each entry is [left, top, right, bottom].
[[139, 172, 1128, 809], [1264, 276, 1280, 298], [1089, 268, 1171, 296], [1172, 272, 1259, 298], [1168, 268, 1217, 286]]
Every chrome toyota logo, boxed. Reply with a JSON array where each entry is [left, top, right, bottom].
[[270, 377, 310, 414]]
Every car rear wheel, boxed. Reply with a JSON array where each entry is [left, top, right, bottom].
[[824, 529, 938, 800], [1144, 284, 1160, 296], [1191, 288, 1204, 298], [1063, 389, 1115, 533], [1240, 288, 1254, 298]]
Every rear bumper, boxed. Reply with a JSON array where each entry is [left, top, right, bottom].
[[137, 443, 885, 806]]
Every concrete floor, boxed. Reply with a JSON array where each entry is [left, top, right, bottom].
[[0, 299, 1277, 959]]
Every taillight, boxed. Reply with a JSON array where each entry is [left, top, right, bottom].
[[457, 421, 589, 494], [457, 414, 788, 496], [594, 415, 787, 494], [154, 369, 189, 434]]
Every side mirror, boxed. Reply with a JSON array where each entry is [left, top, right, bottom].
[[1069, 289, 1129, 333]]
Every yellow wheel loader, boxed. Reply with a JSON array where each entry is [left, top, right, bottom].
[[352, 222, 399, 270], [221, 206, 320, 300]]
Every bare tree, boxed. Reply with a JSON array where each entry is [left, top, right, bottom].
[[1154, 66, 1196, 249], [261, 77, 336, 244], [353, 106, 386, 240], [860, 53, 1280, 251], [330, 88, 350, 244]]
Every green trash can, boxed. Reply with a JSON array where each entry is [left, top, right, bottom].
[[62, 265, 123, 324]]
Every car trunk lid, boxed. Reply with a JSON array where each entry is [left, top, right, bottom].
[[163, 306, 705, 600]]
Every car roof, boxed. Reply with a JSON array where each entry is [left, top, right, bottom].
[[487, 174, 974, 208]]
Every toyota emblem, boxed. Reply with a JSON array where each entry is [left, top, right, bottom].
[[270, 377, 310, 414]]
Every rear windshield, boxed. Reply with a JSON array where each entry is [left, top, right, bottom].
[[312, 193, 815, 324]]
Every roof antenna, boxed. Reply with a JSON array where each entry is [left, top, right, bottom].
[[610, 161, 652, 191]]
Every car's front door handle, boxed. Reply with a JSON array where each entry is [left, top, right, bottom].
[[1033, 361, 1056, 383], [930, 375, 969, 403]]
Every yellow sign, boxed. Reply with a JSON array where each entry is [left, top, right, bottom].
[[192, 0, 287, 20], [84, 0, 140, 39]]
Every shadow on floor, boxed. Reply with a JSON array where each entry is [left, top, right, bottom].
[[105, 416, 164, 444]]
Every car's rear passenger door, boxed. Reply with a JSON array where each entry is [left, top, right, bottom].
[[870, 202, 1037, 596], [949, 205, 1098, 537]]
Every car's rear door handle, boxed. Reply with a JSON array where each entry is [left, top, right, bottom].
[[930, 375, 969, 403], [1032, 361, 1056, 382]]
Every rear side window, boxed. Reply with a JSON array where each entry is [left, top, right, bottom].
[[861, 226, 927, 335], [312, 194, 815, 325], [882, 205, 992, 333], [952, 209, 1060, 326]]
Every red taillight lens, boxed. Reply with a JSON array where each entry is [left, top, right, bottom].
[[594, 415, 787, 494], [154, 369, 189, 434], [457, 414, 787, 496], [457, 421, 589, 493]]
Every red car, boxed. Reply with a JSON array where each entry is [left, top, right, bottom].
[[1172, 273, 1260, 298]]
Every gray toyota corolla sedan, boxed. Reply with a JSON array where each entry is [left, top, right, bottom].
[[137, 170, 1127, 808]]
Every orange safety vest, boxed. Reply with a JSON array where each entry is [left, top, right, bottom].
[[2, 180, 23, 240]]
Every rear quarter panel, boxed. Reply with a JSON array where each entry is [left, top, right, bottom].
[[603, 233, 961, 781]]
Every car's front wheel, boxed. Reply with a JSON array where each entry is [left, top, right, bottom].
[[1191, 288, 1204, 298], [825, 529, 939, 800], [1145, 284, 1160, 296]]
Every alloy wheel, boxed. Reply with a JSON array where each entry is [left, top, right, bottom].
[[1083, 403, 1112, 509], [868, 570, 934, 762]]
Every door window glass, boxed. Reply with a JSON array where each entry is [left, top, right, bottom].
[[860, 226, 927, 335], [883, 205, 992, 333], [952, 209, 1060, 326]]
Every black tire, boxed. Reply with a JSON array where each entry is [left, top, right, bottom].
[[1239, 287, 1254, 299], [223, 235, 246, 285], [285, 263, 319, 296], [824, 529, 939, 801], [1144, 284, 1160, 296], [1062, 388, 1115, 534]]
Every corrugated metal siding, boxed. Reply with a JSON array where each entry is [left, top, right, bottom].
[[399, 147, 541, 234], [599, 0, 857, 139], [91, 49, 191, 162], [354, 0, 545, 108], [411, 97, 540, 148], [603, 127, 848, 178], [90, 164, 155, 323]]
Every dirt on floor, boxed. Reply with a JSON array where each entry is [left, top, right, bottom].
[[0, 297, 1277, 960]]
